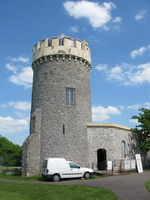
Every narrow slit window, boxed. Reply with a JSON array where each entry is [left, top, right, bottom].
[[66, 88, 75, 106], [121, 140, 126, 158], [63, 124, 65, 134]]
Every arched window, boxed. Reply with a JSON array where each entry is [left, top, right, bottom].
[[121, 140, 126, 158]]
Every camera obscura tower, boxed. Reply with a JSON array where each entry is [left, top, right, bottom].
[[22, 34, 92, 176]]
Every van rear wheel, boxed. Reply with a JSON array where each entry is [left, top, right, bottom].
[[52, 174, 60, 182], [84, 172, 90, 179]]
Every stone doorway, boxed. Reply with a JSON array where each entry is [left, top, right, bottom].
[[97, 149, 107, 170]]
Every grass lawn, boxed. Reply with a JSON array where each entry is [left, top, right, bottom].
[[0, 166, 21, 171], [0, 171, 43, 182], [0, 171, 118, 200], [0, 181, 118, 200], [0, 171, 105, 181], [145, 179, 150, 192]]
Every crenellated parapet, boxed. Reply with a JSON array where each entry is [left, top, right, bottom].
[[32, 34, 91, 69]]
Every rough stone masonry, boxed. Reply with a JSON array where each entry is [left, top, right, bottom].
[[22, 35, 141, 177]]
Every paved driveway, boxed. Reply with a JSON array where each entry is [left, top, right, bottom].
[[55, 172, 150, 200]]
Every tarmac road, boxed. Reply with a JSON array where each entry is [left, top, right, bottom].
[[0, 171, 150, 200], [54, 171, 150, 200]]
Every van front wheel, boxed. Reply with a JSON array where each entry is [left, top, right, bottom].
[[84, 172, 90, 179], [52, 174, 60, 182]]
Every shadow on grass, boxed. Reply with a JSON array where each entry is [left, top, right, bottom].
[[0, 171, 109, 182]]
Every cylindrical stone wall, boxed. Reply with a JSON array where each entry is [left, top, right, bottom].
[[22, 35, 92, 176]]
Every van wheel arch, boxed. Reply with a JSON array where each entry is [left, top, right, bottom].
[[52, 174, 60, 182]]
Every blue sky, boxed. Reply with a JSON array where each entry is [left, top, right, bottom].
[[0, 0, 150, 146]]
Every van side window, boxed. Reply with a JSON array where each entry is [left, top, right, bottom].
[[69, 163, 80, 169]]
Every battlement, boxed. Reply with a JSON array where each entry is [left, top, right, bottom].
[[32, 34, 91, 65]]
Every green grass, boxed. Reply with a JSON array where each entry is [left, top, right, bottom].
[[145, 179, 150, 192], [0, 166, 21, 170], [0, 181, 118, 200], [0, 171, 105, 182], [0, 171, 43, 181], [0, 171, 118, 200]]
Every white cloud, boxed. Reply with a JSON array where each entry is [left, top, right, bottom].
[[129, 119, 139, 124], [126, 102, 150, 110], [95, 64, 107, 71], [113, 17, 122, 23], [7, 67, 33, 88], [144, 102, 150, 109], [0, 116, 28, 134], [130, 46, 147, 58], [119, 106, 124, 110], [1, 101, 31, 111], [14, 111, 30, 119], [135, 9, 147, 21], [13, 101, 31, 111], [5, 55, 33, 88], [69, 25, 79, 32], [5, 63, 17, 74], [131, 63, 150, 84], [110, 66, 122, 73], [6, 101, 31, 111], [127, 104, 141, 110], [112, 25, 120, 31], [97, 62, 150, 86], [92, 105, 121, 122], [63, 1, 119, 29], [7, 101, 15, 106], [107, 65, 124, 82], [10, 56, 29, 63]]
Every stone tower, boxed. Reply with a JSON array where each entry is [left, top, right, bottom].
[[22, 34, 92, 176]]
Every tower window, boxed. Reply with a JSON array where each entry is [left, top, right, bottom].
[[70, 39, 76, 47], [66, 88, 75, 106], [59, 38, 64, 45], [48, 39, 52, 46]]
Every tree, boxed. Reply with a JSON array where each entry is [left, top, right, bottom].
[[131, 108, 150, 152], [0, 136, 22, 166]]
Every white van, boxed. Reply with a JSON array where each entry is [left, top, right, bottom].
[[42, 158, 94, 182]]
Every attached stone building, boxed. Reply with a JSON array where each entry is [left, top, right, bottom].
[[22, 34, 139, 176], [87, 123, 139, 170]]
